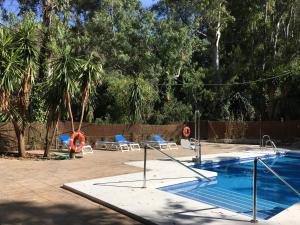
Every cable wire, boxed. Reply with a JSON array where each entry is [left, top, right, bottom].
[[164, 70, 293, 87]]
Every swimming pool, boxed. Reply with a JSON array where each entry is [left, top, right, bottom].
[[160, 152, 300, 220]]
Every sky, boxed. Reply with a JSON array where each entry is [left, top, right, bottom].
[[140, 0, 159, 8], [3, 0, 160, 14]]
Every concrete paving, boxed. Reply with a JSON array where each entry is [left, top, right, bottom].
[[65, 150, 300, 225], [0, 142, 260, 225]]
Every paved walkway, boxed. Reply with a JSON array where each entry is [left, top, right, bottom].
[[0, 142, 258, 225]]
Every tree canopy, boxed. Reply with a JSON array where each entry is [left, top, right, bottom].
[[0, 0, 299, 128]]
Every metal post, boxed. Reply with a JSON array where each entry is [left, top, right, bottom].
[[259, 115, 262, 149], [143, 144, 147, 188], [251, 158, 258, 223], [258, 158, 300, 196], [198, 144, 202, 163], [194, 111, 197, 140], [147, 144, 211, 181], [195, 110, 201, 164]]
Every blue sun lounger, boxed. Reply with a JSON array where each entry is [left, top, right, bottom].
[[114, 135, 140, 151], [143, 135, 178, 150], [58, 135, 93, 154], [153, 135, 178, 150], [59, 135, 71, 147], [95, 135, 140, 152]]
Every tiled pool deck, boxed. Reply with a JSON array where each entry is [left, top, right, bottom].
[[64, 149, 300, 225], [1, 143, 299, 225]]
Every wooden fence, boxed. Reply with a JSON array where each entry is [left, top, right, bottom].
[[0, 122, 184, 151], [206, 121, 300, 142], [1, 120, 300, 152]]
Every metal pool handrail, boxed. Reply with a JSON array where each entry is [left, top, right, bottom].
[[251, 157, 300, 223], [261, 135, 271, 147], [261, 135, 278, 153], [265, 140, 279, 155], [143, 144, 211, 188]]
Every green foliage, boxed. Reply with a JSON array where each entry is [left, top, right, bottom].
[[1, 0, 300, 128], [0, 12, 40, 156], [107, 75, 158, 123], [154, 100, 193, 124]]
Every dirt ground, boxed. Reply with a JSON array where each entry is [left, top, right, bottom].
[[0, 142, 258, 225]]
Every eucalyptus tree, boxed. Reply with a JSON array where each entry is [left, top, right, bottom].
[[201, 0, 233, 72], [220, 0, 300, 120], [0, 14, 39, 157]]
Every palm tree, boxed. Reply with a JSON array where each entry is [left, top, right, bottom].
[[77, 52, 103, 131], [0, 14, 38, 157], [14, 15, 39, 157], [43, 44, 80, 157], [0, 28, 19, 113]]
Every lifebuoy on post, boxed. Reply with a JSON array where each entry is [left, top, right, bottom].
[[182, 126, 191, 138], [70, 132, 85, 152]]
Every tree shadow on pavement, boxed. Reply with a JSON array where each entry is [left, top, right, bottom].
[[0, 201, 143, 225]]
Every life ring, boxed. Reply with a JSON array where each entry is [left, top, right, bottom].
[[182, 126, 191, 138], [70, 132, 85, 152]]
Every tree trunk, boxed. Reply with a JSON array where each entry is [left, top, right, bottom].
[[38, 0, 56, 81], [213, 7, 221, 71], [78, 102, 86, 132], [12, 121, 26, 157], [66, 93, 75, 133], [78, 85, 89, 131], [44, 113, 60, 158], [262, 2, 268, 72], [18, 132, 26, 157], [66, 93, 76, 159]]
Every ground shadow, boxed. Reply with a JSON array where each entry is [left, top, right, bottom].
[[0, 201, 143, 225], [155, 198, 251, 225]]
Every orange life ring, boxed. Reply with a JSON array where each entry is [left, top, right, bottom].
[[182, 126, 191, 138], [70, 132, 85, 152]]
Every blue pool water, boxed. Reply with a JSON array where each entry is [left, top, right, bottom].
[[160, 152, 300, 220]]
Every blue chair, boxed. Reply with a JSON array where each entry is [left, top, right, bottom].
[[95, 135, 129, 151], [95, 135, 140, 152], [144, 135, 178, 150], [58, 135, 93, 154], [59, 135, 71, 148], [114, 135, 140, 151]]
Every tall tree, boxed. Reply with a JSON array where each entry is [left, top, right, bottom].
[[0, 14, 39, 157], [77, 52, 103, 131]]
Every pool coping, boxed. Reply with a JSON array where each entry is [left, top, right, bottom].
[[63, 149, 300, 225]]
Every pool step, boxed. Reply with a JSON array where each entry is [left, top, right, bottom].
[[176, 186, 289, 220]]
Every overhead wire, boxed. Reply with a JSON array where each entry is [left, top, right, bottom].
[[155, 70, 294, 87]]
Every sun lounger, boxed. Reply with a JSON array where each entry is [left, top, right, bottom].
[[59, 135, 71, 151], [152, 135, 178, 150], [58, 135, 93, 154], [95, 135, 140, 152], [143, 135, 177, 150], [114, 135, 141, 151], [180, 138, 197, 150], [94, 141, 113, 150], [95, 140, 129, 151]]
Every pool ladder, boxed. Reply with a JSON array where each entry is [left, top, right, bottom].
[[252, 157, 300, 223], [261, 135, 279, 153], [142, 144, 212, 188]]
